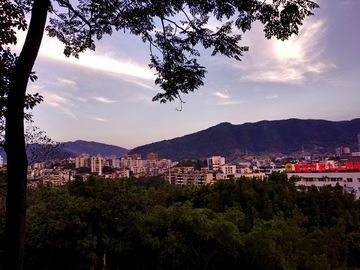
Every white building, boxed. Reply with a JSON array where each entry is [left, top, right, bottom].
[[220, 164, 236, 174], [286, 161, 360, 199], [90, 154, 106, 175], [207, 156, 225, 171]]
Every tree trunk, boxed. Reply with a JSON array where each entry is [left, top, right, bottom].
[[3, 0, 49, 269]]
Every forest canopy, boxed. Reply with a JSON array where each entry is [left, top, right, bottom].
[[1, 172, 360, 270]]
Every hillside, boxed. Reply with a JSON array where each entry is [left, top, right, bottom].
[[63, 140, 129, 158], [128, 118, 360, 161]]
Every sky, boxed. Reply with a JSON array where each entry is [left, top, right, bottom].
[[11, 0, 360, 150]]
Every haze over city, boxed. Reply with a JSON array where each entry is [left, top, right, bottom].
[[12, 0, 360, 150]]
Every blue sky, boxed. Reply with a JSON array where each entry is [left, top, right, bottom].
[[12, 0, 360, 150]]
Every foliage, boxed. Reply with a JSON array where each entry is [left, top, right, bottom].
[[0, 8, 66, 163], [2, 0, 320, 268], [175, 159, 207, 170], [75, 167, 91, 174], [2, 172, 360, 269], [0, 0, 30, 48]]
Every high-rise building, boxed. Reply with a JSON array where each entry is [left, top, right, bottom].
[[75, 154, 90, 168], [147, 152, 158, 161], [91, 154, 106, 175]]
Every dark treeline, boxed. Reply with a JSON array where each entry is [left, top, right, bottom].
[[1, 172, 360, 270]]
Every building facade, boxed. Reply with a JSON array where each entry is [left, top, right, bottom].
[[207, 156, 225, 171], [286, 161, 360, 199], [90, 154, 106, 175]]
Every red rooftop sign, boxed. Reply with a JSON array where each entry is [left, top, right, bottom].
[[285, 162, 360, 172]]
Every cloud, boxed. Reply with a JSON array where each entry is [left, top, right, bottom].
[[59, 107, 77, 119], [266, 95, 278, 99], [93, 117, 108, 122], [56, 78, 78, 90], [59, 91, 89, 103], [212, 92, 230, 99], [338, 1, 357, 9], [219, 18, 333, 85], [44, 99, 77, 118], [75, 97, 88, 103], [30, 88, 78, 118], [43, 91, 69, 107], [39, 36, 155, 81], [92, 96, 118, 103], [209, 91, 243, 105], [12, 31, 155, 82], [218, 100, 244, 105]]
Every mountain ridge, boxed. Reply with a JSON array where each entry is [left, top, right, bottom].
[[128, 118, 360, 161], [63, 140, 130, 158], [1, 119, 357, 163]]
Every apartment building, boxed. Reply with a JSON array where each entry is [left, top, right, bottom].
[[90, 154, 106, 175], [166, 171, 213, 186], [75, 154, 91, 168], [147, 152, 158, 161], [220, 164, 236, 174], [207, 156, 225, 171]]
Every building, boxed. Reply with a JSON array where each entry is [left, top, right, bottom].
[[75, 154, 90, 168], [90, 154, 106, 175], [121, 153, 142, 168], [286, 161, 360, 199], [166, 171, 213, 186], [216, 172, 266, 181], [207, 156, 225, 171], [147, 152, 158, 161], [336, 147, 351, 155], [106, 155, 121, 168], [121, 153, 141, 160], [220, 164, 236, 174]]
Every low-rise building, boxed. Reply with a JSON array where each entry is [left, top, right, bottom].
[[286, 161, 360, 199], [166, 171, 213, 186], [216, 172, 266, 181]]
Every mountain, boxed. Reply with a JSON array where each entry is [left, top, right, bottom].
[[128, 118, 360, 161], [63, 140, 129, 158]]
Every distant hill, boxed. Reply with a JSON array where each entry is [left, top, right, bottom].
[[128, 118, 360, 161], [0, 140, 129, 163], [63, 140, 129, 158]]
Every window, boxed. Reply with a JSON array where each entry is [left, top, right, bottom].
[[347, 178, 353, 182], [331, 178, 336, 182], [348, 187, 354, 191]]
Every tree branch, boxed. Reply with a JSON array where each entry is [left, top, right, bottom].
[[56, 0, 91, 28]]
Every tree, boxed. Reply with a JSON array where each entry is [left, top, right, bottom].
[[145, 202, 244, 270], [2, 0, 319, 268]]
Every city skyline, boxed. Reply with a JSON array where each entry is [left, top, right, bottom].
[[11, 0, 360, 149]]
